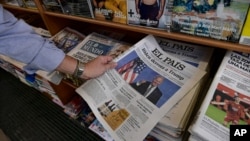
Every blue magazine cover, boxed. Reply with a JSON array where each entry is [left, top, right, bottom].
[[171, 0, 249, 42]]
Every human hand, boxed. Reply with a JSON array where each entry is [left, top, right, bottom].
[[83, 56, 117, 79]]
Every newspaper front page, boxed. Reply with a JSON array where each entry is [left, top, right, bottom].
[[76, 35, 206, 141], [189, 51, 250, 141], [67, 32, 131, 63], [155, 36, 214, 130]]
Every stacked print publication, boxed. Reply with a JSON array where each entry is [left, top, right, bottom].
[[148, 37, 214, 141], [48, 27, 87, 86], [188, 50, 250, 141], [66, 31, 131, 87], [80, 35, 215, 141], [75, 35, 207, 141], [24, 27, 88, 86]]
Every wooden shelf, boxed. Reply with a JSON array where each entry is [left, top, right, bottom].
[[2, 4, 39, 13], [44, 11, 250, 53]]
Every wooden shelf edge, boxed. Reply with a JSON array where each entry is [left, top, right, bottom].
[[2, 4, 39, 13], [44, 11, 250, 53]]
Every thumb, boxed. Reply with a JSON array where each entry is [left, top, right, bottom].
[[106, 62, 117, 69]]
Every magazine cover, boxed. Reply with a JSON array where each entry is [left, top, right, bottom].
[[55, 0, 94, 18], [127, 0, 173, 30], [164, 0, 174, 31], [50, 27, 86, 53], [189, 51, 250, 141], [239, 9, 250, 46], [92, 0, 127, 24], [75, 35, 206, 141], [42, 0, 65, 13], [42, 0, 94, 18], [22, 0, 37, 9], [171, 0, 250, 42]]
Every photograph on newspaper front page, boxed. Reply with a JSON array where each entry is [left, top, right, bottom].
[[210, 83, 249, 127], [115, 51, 180, 108]]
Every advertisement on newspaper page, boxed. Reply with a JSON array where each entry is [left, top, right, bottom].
[[76, 35, 206, 141], [189, 51, 250, 141]]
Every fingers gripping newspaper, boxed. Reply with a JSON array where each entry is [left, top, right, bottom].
[[76, 35, 206, 141]]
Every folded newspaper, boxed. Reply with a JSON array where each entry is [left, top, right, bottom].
[[154, 36, 214, 130], [189, 51, 250, 141], [76, 35, 206, 141], [67, 32, 131, 63]]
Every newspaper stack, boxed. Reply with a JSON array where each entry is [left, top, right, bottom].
[[29, 27, 87, 85], [147, 37, 214, 141], [66, 32, 131, 86], [48, 27, 87, 85], [75, 35, 206, 141], [0, 54, 59, 102], [67, 32, 131, 63], [188, 50, 250, 141]]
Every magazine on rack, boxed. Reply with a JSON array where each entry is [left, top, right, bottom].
[[127, 0, 173, 30], [189, 51, 250, 141], [92, 0, 127, 24], [50, 27, 86, 53], [75, 35, 206, 141], [171, 0, 249, 42], [239, 9, 250, 46]]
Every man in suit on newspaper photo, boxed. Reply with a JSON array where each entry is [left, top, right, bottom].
[[131, 75, 164, 105]]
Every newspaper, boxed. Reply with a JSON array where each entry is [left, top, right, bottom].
[[64, 32, 130, 86], [30, 27, 87, 85], [75, 35, 206, 141], [147, 37, 214, 140], [189, 51, 250, 141], [0, 54, 58, 98], [153, 37, 214, 132], [0, 54, 62, 85], [32, 26, 51, 38], [89, 119, 114, 141], [67, 32, 131, 63]]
